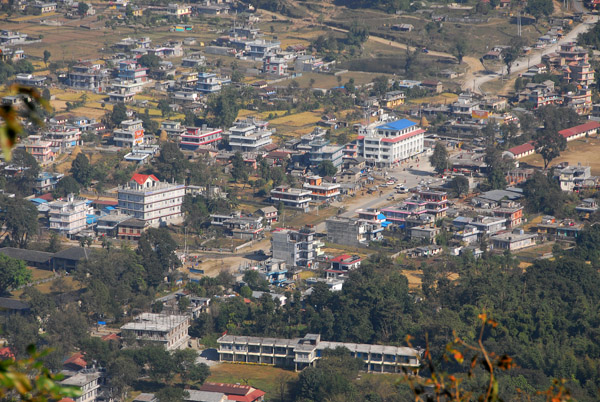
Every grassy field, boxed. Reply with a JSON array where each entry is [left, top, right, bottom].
[[207, 363, 298, 400], [521, 137, 600, 175]]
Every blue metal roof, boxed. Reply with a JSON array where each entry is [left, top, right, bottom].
[[30, 198, 48, 204], [86, 214, 98, 225], [377, 119, 417, 132]]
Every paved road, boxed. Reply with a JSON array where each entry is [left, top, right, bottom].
[[466, 11, 598, 93]]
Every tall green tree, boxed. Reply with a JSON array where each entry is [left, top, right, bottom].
[[137, 228, 181, 287], [109, 103, 128, 128], [153, 142, 188, 183], [317, 160, 337, 177], [70, 153, 93, 187], [205, 86, 240, 128], [0, 196, 38, 248], [54, 176, 81, 197], [43, 50, 51, 67], [0, 254, 31, 294], [429, 142, 450, 173], [7, 148, 40, 196], [533, 128, 566, 169], [231, 151, 248, 182]]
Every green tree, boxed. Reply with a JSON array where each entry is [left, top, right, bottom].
[[7, 148, 40, 196], [534, 128, 566, 169], [138, 54, 161, 69], [70, 153, 93, 187], [429, 142, 450, 174], [109, 103, 128, 128], [153, 142, 188, 183], [155, 387, 189, 402], [107, 356, 139, 401], [0, 254, 31, 294], [372, 76, 388, 97], [77, 2, 89, 16], [484, 146, 512, 190], [137, 228, 181, 287], [231, 151, 248, 182], [526, 0, 553, 18], [43, 50, 51, 67], [450, 175, 469, 197], [205, 86, 240, 128], [54, 176, 81, 197], [157, 99, 172, 118], [46, 232, 62, 253], [317, 160, 337, 177], [453, 39, 468, 64], [0, 196, 38, 248], [502, 42, 523, 76]]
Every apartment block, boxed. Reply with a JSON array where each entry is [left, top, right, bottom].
[[117, 174, 185, 227], [48, 194, 89, 237], [228, 118, 273, 152], [180, 126, 223, 150], [325, 217, 383, 246], [120, 313, 190, 350], [113, 120, 144, 148], [271, 227, 319, 268]]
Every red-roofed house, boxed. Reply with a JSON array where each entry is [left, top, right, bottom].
[[326, 254, 362, 279], [558, 121, 600, 142], [101, 333, 120, 341], [130, 173, 159, 187], [199, 383, 265, 402], [505, 142, 535, 159], [63, 353, 87, 371]]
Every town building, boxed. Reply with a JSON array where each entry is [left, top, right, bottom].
[[325, 254, 362, 279], [263, 55, 288, 76], [257, 258, 287, 285], [19, 136, 54, 164], [534, 216, 583, 240], [216, 333, 420, 373], [325, 217, 383, 246], [271, 227, 319, 268], [59, 371, 101, 402], [160, 120, 186, 141], [44, 125, 81, 152], [257, 206, 278, 224], [490, 230, 537, 251], [48, 194, 89, 237], [167, 3, 192, 18], [558, 121, 600, 142], [381, 91, 405, 109], [120, 313, 190, 350], [15, 73, 45, 87], [492, 202, 524, 228], [117, 174, 185, 227], [227, 118, 273, 152], [0, 30, 28, 45], [504, 142, 535, 159], [117, 218, 147, 241], [199, 383, 265, 402], [554, 164, 594, 192], [67, 62, 108, 91], [453, 215, 507, 235], [270, 186, 312, 211], [196, 72, 229, 94], [303, 176, 340, 202], [113, 119, 144, 148], [180, 126, 223, 150], [306, 138, 344, 169], [356, 119, 425, 167]]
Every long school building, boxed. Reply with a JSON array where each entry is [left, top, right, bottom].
[[217, 333, 420, 373]]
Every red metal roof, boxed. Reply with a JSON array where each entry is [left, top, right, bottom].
[[559, 121, 600, 138], [63, 353, 87, 369], [508, 142, 535, 156], [0, 347, 14, 360], [131, 173, 158, 185], [200, 383, 266, 401], [381, 128, 426, 143]]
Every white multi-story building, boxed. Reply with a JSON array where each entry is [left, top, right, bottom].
[[113, 119, 144, 148], [227, 118, 273, 152], [60, 371, 101, 402], [270, 186, 312, 211], [180, 126, 223, 150], [356, 118, 425, 167], [117, 174, 185, 227], [48, 194, 89, 237], [120, 313, 190, 350]]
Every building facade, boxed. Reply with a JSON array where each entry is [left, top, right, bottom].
[[48, 194, 89, 237], [217, 333, 420, 373], [356, 119, 425, 167], [120, 313, 190, 350], [117, 174, 185, 227], [271, 227, 318, 268]]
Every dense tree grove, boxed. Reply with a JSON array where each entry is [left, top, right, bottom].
[[192, 245, 600, 400]]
